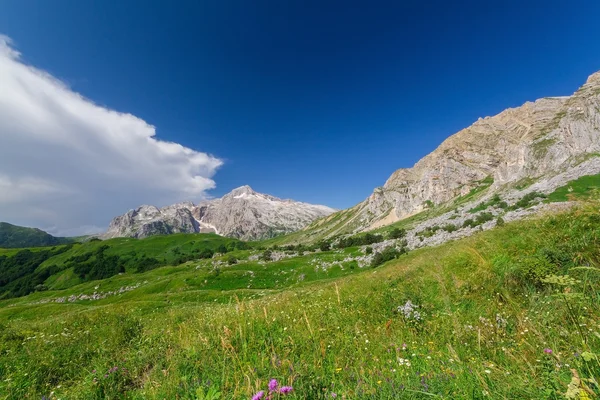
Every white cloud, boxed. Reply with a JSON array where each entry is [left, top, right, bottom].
[[0, 36, 223, 236]]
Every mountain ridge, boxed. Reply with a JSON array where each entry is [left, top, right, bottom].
[[103, 186, 336, 240], [290, 69, 600, 241], [0, 222, 72, 248]]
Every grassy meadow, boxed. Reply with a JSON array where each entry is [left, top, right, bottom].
[[1, 204, 600, 399]]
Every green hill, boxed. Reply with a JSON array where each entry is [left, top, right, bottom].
[[0, 222, 72, 248], [1, 205, 599, 399], [0, 232, 246, 299]]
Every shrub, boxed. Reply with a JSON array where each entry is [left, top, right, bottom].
[[417, 225, 440, 238], [475, 212, 494, 225], [538, 247, 573, 268], [198, 248, 214, 259], [515, 255, 558, 287], [365, 246, 373, 255], [135, 256, 163, 273], [226, 256, 238, 265], [371, 246, 407, 268], [234, 241, 249, 250], [389, 228, 407, 239], [260, 250, 273, 262], [511, 191, 547, 209], [319, 241, 331, 251], [335, 233, 384, 249], [442, 224, 457, 233], [496, 217, 505, 227]]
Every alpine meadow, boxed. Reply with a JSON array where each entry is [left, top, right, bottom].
[[2, 3, 600, 399]]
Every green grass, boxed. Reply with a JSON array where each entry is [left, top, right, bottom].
[[0, 233, 245, 299], [547, 173, 600, 202], [1, 205, 599, 399]]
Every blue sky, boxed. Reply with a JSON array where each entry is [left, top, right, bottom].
[[1, 0, 600, 232]]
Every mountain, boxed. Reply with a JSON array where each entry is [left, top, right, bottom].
[[0, 222, 72, 248], [103, 186, 336, 240], [294, 70, 600, 239], [102, 203, 200, 239]]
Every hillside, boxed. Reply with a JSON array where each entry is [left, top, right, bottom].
[[1, 205, 599, 398], [0, 233, 245, 299], [261, 172, 600, 249], [290, 71, 600, 241], [0, 222, 72, 248]]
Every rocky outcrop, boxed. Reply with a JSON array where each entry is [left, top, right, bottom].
[[338, 70, 600, 232], [103, 204, 199, 239], [103, 186, 335, 240]]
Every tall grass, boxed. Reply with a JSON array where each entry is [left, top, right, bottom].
[[1, 206, 599, 399]]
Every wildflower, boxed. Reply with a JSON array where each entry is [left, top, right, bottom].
[[484, 370, 491, 374], [331, 393, 337, 398], [268, 379, 279, 392], [279, 386, 293, 394], [252, 391, 265, 400], [544, 348, 553, 354], [397, 300, 422, 321]]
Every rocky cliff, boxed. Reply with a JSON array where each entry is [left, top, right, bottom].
[[307, 70, 600, 236], [103, 186, 335, 240]]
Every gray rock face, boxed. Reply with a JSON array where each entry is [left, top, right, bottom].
[[103, 204, 199, 239], [103, 186, 335, 240], [192, 186, 336, 240], [341, 70, 600, 232]]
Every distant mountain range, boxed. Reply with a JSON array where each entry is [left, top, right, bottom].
[[102, 185, 336, 241], [0, 222, 72, 248]]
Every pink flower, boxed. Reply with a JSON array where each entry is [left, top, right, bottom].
[[252, 390, 265, 400], [544, 348, 553, 354], [279, 386, 293, 394], [331, 393, 338, 398], [268, 379, 279, 392]]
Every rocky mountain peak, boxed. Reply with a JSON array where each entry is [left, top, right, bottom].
[[103, 186, 335, 240], [226, 185, 257, 198]]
